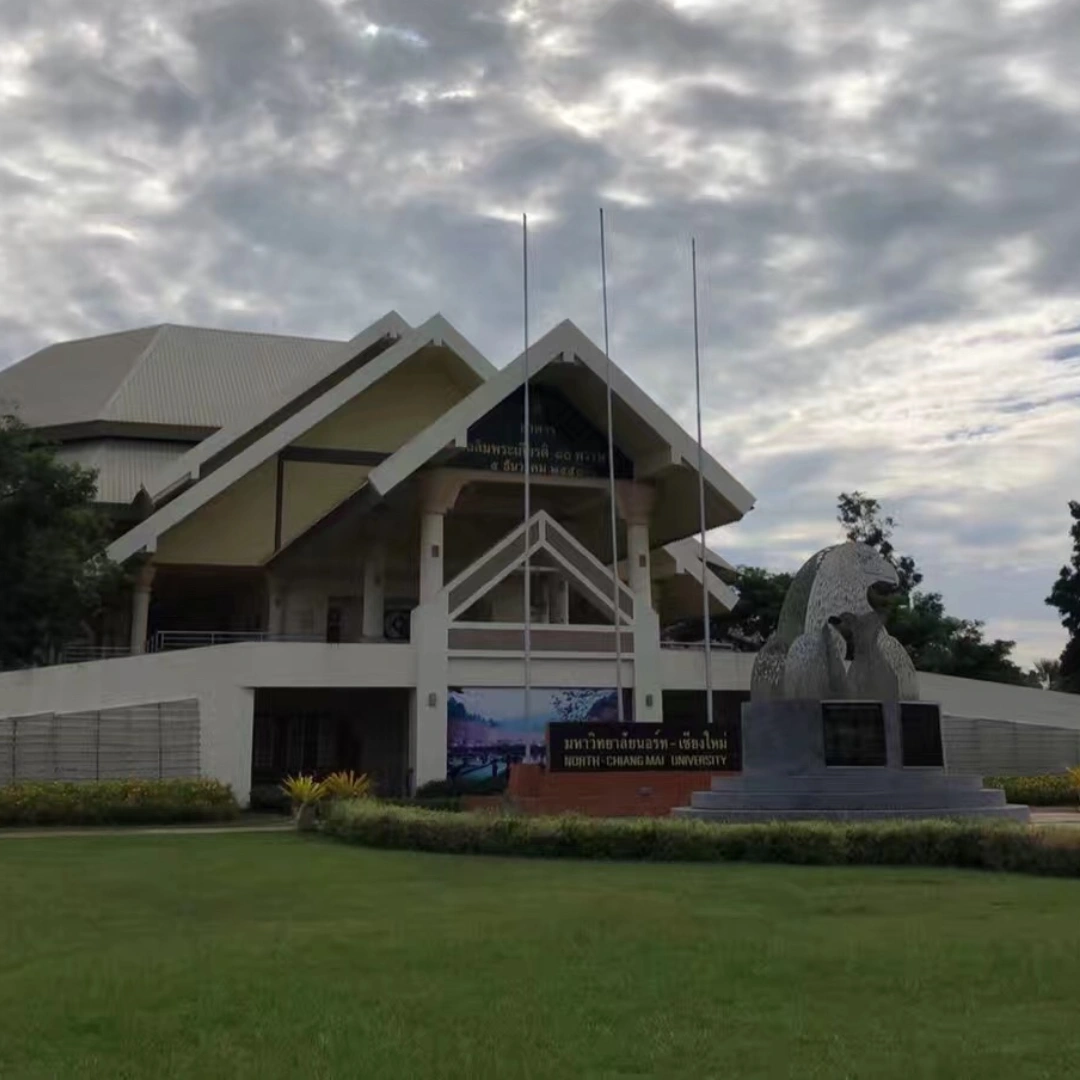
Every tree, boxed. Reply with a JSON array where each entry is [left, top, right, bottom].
[[0, 414, 123, 669], [663, 566, 792, 650], [1046, 501, 1080, 693], [837, 491, 1033, 686], [837, 491, 922, 594], [1031, 658, 1063, 691]]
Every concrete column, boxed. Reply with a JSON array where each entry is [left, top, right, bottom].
[[362, 542, 386, 640], [417, 470, 465, 605], [419, 510, 444, 605], [266, 576, 288, 636], [616, 482, 662, 722], [627, 522, 652, 606], [553, 575, 570, 625], [130, 563, 155, 655]]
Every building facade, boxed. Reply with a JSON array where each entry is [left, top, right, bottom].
[[1, 311, 1078, 801]]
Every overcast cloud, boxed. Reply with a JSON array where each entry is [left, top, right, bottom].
[[2, 0, 1079, 664]]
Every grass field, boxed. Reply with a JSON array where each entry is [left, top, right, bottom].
[[2, 833, 1080, 1079]]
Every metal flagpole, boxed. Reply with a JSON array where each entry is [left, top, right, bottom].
[[691, 238, 714, 727], [522, 214, 533, 728], [599, 208, 626, 724]]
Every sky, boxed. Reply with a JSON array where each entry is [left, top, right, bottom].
[[1, 0, 1078, 666]]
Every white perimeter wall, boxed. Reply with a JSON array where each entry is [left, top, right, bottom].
[[2, 643, 1079, 800]]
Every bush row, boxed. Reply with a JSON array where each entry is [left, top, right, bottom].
[[320, 800, 1080, 877], [0, 779, 240, 826], [985, 774, 1078, 806]]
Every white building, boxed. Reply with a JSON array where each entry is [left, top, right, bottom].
[[0, 311, 1077, 801]]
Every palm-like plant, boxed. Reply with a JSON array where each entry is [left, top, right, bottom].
[[323, 770, 373, 800], [280, 774, 326, 806]]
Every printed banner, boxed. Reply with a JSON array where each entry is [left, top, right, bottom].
[[547, 722, 738, 772], [447, 688, 626, 781]]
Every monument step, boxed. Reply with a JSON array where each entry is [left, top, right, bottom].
[[689, 786, 1008, 812], [714, 771, 987, 793], [673, 804, 1031, 823]]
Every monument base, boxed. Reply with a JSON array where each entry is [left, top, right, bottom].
[[674, 700, 1029, 823]]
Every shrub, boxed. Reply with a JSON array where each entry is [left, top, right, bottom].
[[323, 771, 373, 801], [249, 784, 291, 814], [985, 774, 1078, 806], [0, 779, 239, 827], [318, 800, 1080, 878], [417, 774, 508, 798], [280, 775, 326, 806]]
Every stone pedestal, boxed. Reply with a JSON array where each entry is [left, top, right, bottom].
[[674, 700, 1029, 822]]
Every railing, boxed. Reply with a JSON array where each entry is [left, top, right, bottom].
[[148, 630, 324, 652], [146, 630, 409, 653], [59, 644, 133, 664], [660, 640, 738, 651]]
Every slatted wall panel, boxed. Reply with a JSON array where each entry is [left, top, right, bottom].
[[0, 701, 200, 783], [943, 716, 1080, 776]]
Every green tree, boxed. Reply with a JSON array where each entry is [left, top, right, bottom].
[[0, 414, 123, 669], [837, 491, 1032, 686], [1046, 501, 1080, 693], [1031, 658, 1062, 691], [837, 491, 922, 594], [664, 566, 792, 650]]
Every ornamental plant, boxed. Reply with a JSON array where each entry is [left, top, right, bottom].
[[323, 770, 373, 801], [280, 774, 326, 807]]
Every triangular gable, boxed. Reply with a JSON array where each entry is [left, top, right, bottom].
[[661, 538, 739, 611], [143, 311, 412, 504], [106, 315, 494, 564], [444, 510, 635, 625], [453, 383, 633, 480], [367, 319, 755, 523]]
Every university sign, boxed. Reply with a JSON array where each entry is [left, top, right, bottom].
[[452, 384, 633, 480], [547, 722, 740, 772]]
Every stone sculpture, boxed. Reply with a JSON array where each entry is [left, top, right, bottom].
[[750, 542, 919, 703]]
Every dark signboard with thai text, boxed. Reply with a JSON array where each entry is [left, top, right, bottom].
[[453, 384, 633, 480], [821, 702, 887, 767], [547, 722, 739, 772]]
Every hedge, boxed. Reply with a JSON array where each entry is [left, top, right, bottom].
[[0, 779, 240, 826], [985, 774, 1078, 807], [320, 800, 1080, 877]]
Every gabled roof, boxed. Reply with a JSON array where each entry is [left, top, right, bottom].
[[54, 440, 195, 506], [106, 315, 494, 564], [0, 324, 348, 432], [659, 539, 739, 610], [367, 319, 755, 537], [144, 311, 412, 502]]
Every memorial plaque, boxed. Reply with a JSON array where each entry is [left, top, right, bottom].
[[821, 702, 887, 767], [548, 722, 739, 772], [900, 702, 945, 767]]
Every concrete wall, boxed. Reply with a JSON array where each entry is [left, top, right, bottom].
[[2, 640, 1078, 801]]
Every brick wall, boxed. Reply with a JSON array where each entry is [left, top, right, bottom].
[[482, 763, 733, 817]]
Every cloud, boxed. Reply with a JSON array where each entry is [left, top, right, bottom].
[[1, 0, 1078, 664]]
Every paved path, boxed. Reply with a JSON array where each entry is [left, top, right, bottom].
[[0, 820, 293, 840]]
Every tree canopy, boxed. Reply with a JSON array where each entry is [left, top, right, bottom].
[[0, 415, 123, 670], [1046, 501, 1080, 693], [666, 490, 1041, 687]]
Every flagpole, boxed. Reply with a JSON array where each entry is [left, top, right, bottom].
[[522, 214, 533, 728], [599, 209, 626, 724], [692, 238, 714, 727]]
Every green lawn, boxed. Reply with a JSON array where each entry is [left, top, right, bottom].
[[2, 835, 1080, 1079]]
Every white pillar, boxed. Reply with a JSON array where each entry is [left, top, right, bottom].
[[628, 522, 652, 607], [362, 542, 386, 640], [411, 471, 465, 791], [419, 511, 444, 605], [616, 482, 661, 722], [267, 576, 288, 636], [130, 563, 155, 655], [554, 575, 570, 624]]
